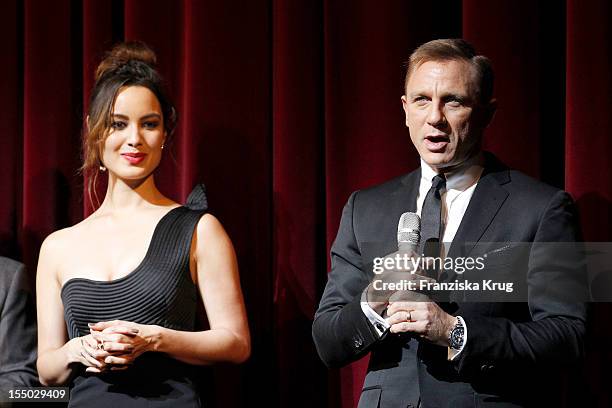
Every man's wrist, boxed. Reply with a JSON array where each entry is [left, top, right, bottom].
[[365, 284, 388, 315], [360, 289, 391, 337], [447, 316, 465, 350]]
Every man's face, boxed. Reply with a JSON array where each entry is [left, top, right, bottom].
[[402, 60, 493, 172]]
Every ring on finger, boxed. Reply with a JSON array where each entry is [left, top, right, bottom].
[[97, 342, 104, 351], [406, 311, 412, 322]]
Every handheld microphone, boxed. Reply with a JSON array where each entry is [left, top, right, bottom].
[[397, 212, 420, 254]]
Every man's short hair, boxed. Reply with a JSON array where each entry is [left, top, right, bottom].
[[404, 39, 494, 105]]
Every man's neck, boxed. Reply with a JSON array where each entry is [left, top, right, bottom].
[[420, 152, 484, 191]]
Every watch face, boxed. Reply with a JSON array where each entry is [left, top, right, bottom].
[[451, 326, 465, 349]]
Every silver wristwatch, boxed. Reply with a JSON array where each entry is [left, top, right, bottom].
[[448, 317, 465, 350]]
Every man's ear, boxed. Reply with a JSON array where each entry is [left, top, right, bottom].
[[484, 99, 497, 128], [401, 95, 410, 127]]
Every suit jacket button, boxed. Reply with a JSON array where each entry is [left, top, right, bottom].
[[353, 337, 364, 349], [480, 364, 489, 373]]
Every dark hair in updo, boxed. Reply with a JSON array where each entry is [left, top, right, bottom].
[[82, 41, 177, 206]]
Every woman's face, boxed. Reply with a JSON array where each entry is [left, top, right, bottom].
[[101, 86, 165, 181]]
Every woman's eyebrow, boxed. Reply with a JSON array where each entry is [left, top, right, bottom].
[[111, 113, 161, 120], [140, 113, 162, 120]]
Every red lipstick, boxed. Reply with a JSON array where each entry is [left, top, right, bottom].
[[121, 152, 146, 165]]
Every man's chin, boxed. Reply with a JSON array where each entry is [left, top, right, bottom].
[[421, 152, 454, 170]]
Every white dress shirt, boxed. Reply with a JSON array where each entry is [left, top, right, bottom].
[[361, 154, 484, 359]]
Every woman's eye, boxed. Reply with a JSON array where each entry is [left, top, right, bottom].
[[143, 121, 159, 129], [111, 121, 127, 130]]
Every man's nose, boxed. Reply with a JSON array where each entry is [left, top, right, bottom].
[[426, 103, 446, 127]]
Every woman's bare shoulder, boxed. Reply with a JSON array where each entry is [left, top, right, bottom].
[[39, 216, 98, 263], [195, 213, 228, 241], [37, 226, 75, 280], [193, 214, 235, 261]]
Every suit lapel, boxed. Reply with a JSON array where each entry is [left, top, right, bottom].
[[446, 156, 510, 262], [391, 168, 421, 216], [361, 169, 421, 265], [383, 169, 421, 255]]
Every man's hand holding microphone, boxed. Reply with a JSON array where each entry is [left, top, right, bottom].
[[365, 212, 459, 347]]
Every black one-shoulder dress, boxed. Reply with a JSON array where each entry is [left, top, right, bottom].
[[61, 185, 208, 407]]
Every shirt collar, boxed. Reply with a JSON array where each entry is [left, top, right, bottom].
[[420, 153, 484, 192]]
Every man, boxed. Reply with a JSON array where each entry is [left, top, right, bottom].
[[0, 257, 38, 390], [312, 39, 586, 407]]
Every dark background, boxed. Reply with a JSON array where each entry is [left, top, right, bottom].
[[1, 0, 610, 406]]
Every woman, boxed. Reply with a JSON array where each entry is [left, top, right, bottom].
[[36, 42, 250, 407]]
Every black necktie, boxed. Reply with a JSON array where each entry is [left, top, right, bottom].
[[419, 174, 446, 259]]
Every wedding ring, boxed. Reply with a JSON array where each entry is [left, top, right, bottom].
[[406, 311, 412, 322], [97, 342, 104, 350]]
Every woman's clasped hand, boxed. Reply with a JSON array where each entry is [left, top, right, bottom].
[[74, 320, 158, 373]]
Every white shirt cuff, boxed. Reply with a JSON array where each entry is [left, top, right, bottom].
[[360, 290, 390, 337], [448, 315, 467, 360]]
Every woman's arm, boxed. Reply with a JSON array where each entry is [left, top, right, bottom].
[[36, 232, 108, 386], [91, 214, 250, 366]]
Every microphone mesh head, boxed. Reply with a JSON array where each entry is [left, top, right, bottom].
[[397, 212, 420, 245]]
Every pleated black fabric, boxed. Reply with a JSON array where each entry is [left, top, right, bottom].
[[60, 184, 208, 407]]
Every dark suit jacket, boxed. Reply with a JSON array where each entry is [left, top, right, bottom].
[[0, 257, 38, 390], [312, 153, 587, 408]]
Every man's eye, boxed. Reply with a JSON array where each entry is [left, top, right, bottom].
[[413, 97, 429, 104], [111, 121, 127, 130], [445, 96, 465, 107]]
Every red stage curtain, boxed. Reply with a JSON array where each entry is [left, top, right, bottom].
[[566, 1, 612, 407], [1, 1, 610, 407]]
